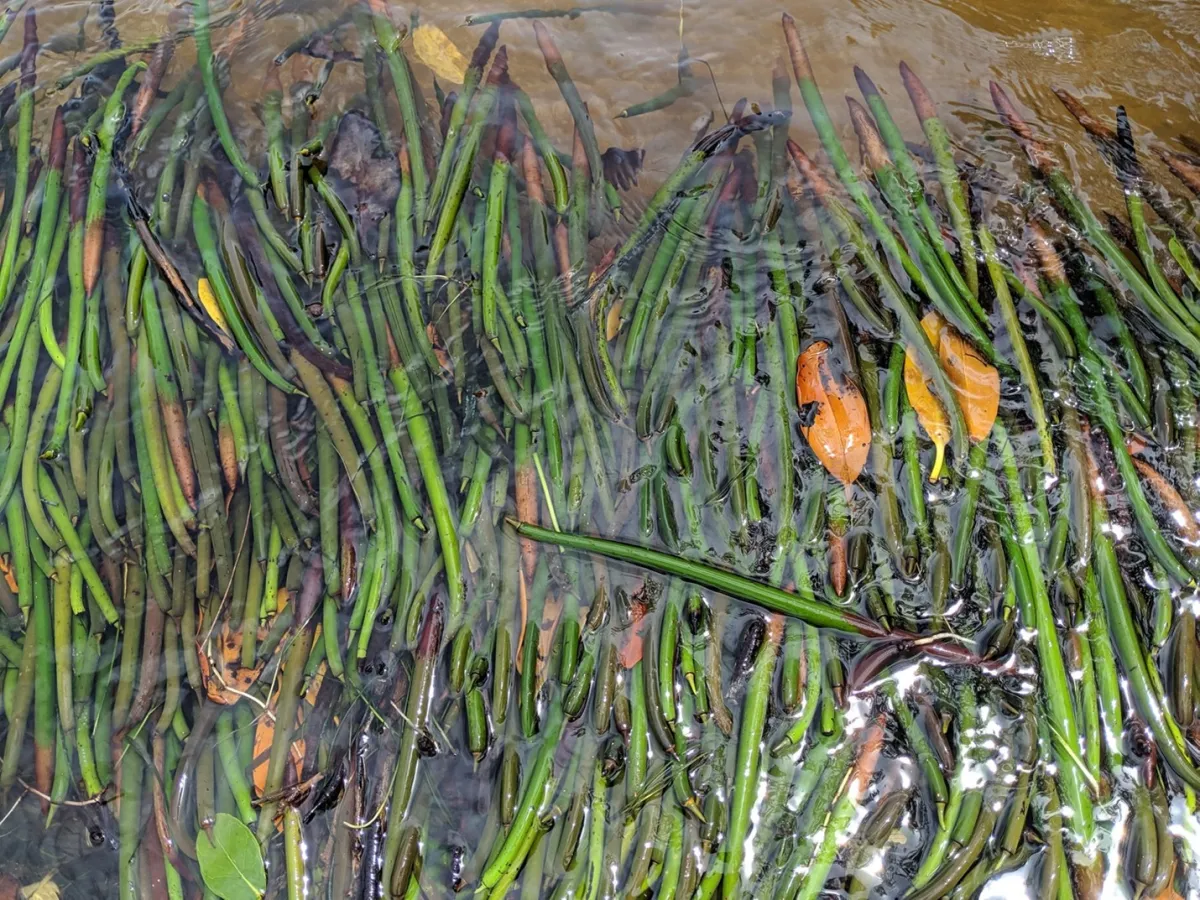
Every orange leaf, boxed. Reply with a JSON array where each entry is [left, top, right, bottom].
[[0, 555, 17, 594], [252, 713, 306, 798], [931, 313, 998, 443], [196, 620, 264, 706], [618, 600, 650, 669], [796, 341, 870, 485], [251, 663, 323, 798]]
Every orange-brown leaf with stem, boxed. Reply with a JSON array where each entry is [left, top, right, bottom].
[[932, 313, 999, 442], [796, 341, 870, 485]]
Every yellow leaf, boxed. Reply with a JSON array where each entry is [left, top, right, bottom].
[[904, 337, 950, 482], [22, 877, 61, 900], [796, 341, 871, 485], [605, 299, 624, 341], [412, 24, 469, 84], [904, 312, 999, 480], [197, 278, 230, 336]]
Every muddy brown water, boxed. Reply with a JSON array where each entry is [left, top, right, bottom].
[[1, 0, 1199, 897], [26, 0, 1200, 213]]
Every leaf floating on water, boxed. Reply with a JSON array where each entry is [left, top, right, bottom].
[[904, 311, 998, 480], [412, 24, 469, 84], [932, 312, 999, 443], [904, 339, 950, 482], [196, 813, 267, 900], [796, 340, 870, 485]]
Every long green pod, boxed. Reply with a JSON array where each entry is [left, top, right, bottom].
[[194, 0, 258, 188], [425, 47, 505, 280], [0, 10, 36, 308], [255, 606, 316, 842], [290, 350, 375, 528], [721, 616, 780, 898], [782, 17, 943, 321], [263, 64, 289, 214], [425, 21, 501, 227], [23, 111, 69, 456], [532, 22, 604, 196], [381, 596, 444, 889], [1034, 232, 1195, 584], [1091, 488, 1200, 789], [995, 421, 1094, 847], [991, 80, 1200, 360], [482, 133, 511, 348], [897, 62, 978, 299], [345, 273, 425, 529], [388, 361, 464, 628], [855, 66, 977, 300], [191, 188, 296, 394], [514, 83, 570, 212], [365, 0, 427, 221], [979, 224, 1054, 476], [511, 520, 984, 670], [847, 97, 991, 347], [82, 62, 146, 298]]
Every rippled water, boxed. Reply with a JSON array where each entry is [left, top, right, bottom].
[[0, 0, 1198, 898]]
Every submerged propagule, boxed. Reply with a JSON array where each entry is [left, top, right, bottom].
[[0, 1, 1198, 898]]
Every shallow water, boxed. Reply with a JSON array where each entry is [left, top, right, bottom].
[[0, 0, 1198, 898]]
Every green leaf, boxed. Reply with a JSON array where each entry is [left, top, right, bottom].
[[196, 812, 266, 900]]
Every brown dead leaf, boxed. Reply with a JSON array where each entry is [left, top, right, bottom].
[[796, 341, 870, 485], [252, 713, 306, 798], [251, 661, 324, 797], [426, 323, 454, 378]]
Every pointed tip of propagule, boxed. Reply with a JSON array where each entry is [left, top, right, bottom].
[[780, 12, 813, 81], [19, 7, 38, 90], [846, 96, 890, 171], [532, 20, 562, 67], [772, 55, 789, 84], [486, 45, 509, 86], [852, 65, 879, 99], [49, 106, 67, 173], [898, 61, 936, 121]]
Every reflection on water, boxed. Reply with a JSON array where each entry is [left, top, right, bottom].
[[0, 0, 1197, 898]]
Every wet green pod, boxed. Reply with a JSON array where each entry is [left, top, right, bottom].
[[466, 687, 490, 762]]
